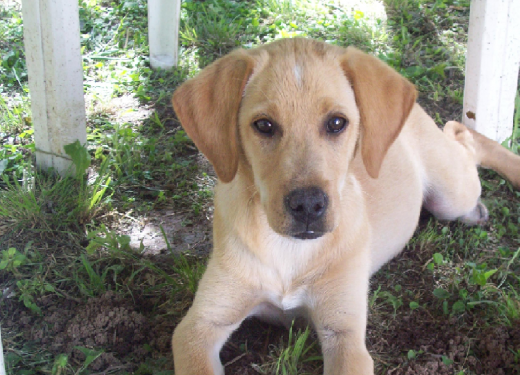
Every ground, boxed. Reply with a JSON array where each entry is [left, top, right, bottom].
[[3, 212, 520, 374], [1, 0, 519, 374]]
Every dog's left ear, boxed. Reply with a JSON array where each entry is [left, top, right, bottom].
[[172, 49, 255, 183], [341, 47, 417, 178]]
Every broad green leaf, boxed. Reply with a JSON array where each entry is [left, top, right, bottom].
[[484, 269, 498, 280], [410, 301, 420, 310], [433, 288, 451, 299], [441, 356, 454, 365], [0, 159, 8, 175], [433, 253, 443, 265], [452, 300, 465, 314], [64, 140, 91, 178]]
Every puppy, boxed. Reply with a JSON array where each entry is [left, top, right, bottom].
[[170, 38, 519, 375]]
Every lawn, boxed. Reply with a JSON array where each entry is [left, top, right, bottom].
[[0, 0, 519, 374]]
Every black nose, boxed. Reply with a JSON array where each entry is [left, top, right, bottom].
[[285, 187, 328, 224]]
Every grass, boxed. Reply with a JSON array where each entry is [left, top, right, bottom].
[[0, 0, 519, 374]]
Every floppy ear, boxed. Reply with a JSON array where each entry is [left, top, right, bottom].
[[341, 47, 417, 178], [172, 50, 255, 183]]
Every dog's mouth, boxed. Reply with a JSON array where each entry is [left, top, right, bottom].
[[293, 231, 325, 240]]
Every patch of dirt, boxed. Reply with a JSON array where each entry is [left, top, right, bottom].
[[3, 212, 519, 374], [221, 319, 285, 375], [376, 310, 520, 375], [418, 92, 463, 127], [3, 290, 176, 372], [366, 214, 520, 375], [120, 209, 212, 255], [85, 94, 153, 126], [475, 327, 520, 374]]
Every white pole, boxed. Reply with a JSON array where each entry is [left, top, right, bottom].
[[462, 0, 520, 143], [148, 0, 181, 69], [21, 0, 87, 175], [0, 324, 5, 375]]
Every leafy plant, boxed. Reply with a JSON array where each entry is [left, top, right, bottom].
[[64, 140, 91, 179], [0, 247, 28, 277], [74, 347, 104, 374], [502, 91, 520, 153], [51, 354, 68, 375], [74, 254, 125, 297], [16, 277, 57, 314], [466, 262, 498, 287], [86, 224, 135, 255]]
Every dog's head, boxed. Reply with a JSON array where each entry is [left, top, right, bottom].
[[173, 39, 416, 240]]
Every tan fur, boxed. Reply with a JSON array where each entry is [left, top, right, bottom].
[[444, 120, 520, 189], [172, 49, 255, 183], [170, 38, 519, 375], [341, 46, 417, 178]]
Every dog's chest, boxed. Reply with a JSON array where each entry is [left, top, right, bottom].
[[250, 286, 308, 325], [278, 286, 308, 311], [255, 236, 324, 313], [262, 235, 321, 284]]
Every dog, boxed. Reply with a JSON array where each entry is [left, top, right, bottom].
[[170, 38, 520, 375]]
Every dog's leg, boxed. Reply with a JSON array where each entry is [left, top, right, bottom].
[[444, 121, 520, 190], [421, 120, 487, 225], [172, 263, 258, 375], [309, 253, 374, 375]]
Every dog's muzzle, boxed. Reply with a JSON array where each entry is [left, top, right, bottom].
[[284, 186, 329, 239]]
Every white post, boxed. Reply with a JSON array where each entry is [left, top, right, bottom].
[[463, 0, 520, 143], [0, 324, 5, 375], [21, 0, 87, 175], [148, 0, 181, 69]]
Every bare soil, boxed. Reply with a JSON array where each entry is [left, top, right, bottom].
[[2, 213, 519, 374]]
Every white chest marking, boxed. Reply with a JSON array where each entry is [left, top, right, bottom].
[[280, 287, 307, 311]]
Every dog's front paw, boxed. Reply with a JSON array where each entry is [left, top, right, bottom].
[[460, 201, 489, 226]]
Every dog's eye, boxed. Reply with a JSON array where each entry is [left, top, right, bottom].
[[253, 119, 275, 136], [326, 116, 348, 134]]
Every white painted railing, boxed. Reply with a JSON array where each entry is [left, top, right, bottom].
[[0, 323, 5, 375], [463, 0, 520, 143], [148, 0, 181, 70], [21, 0, 181, 175], [19, 1, 520, 175], [22, 0, 87, 174]]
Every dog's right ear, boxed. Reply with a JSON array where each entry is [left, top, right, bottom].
[[172, 50, 255, 183], [341, 47, 417, 179]]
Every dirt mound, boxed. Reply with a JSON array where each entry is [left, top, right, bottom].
[[386, 322, 520, 375], [6, 290, 174, 372], [53, 291, 149, 370], [475, 326, 520, 375]]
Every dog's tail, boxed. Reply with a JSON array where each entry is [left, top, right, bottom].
[[444, 121, 520, 190]]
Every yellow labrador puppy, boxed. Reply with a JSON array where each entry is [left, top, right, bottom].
[[170, 38, 520, 375]]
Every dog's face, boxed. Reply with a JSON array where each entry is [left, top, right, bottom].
[[172, 39, 416, 240], [237, 46, 361, 238]]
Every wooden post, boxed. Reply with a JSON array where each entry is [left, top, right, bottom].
[[463, 0, 520, 143], [148, 0, 181, 69], [21, 0, 87, 175]]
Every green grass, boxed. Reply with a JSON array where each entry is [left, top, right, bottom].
[[0, 0, 519, 374], [255, 324, 321, 375]]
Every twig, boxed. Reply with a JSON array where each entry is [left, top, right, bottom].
[[224, 352, 249, 368], [90, 364, 132, 375], [55, 288, 83, 304]]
